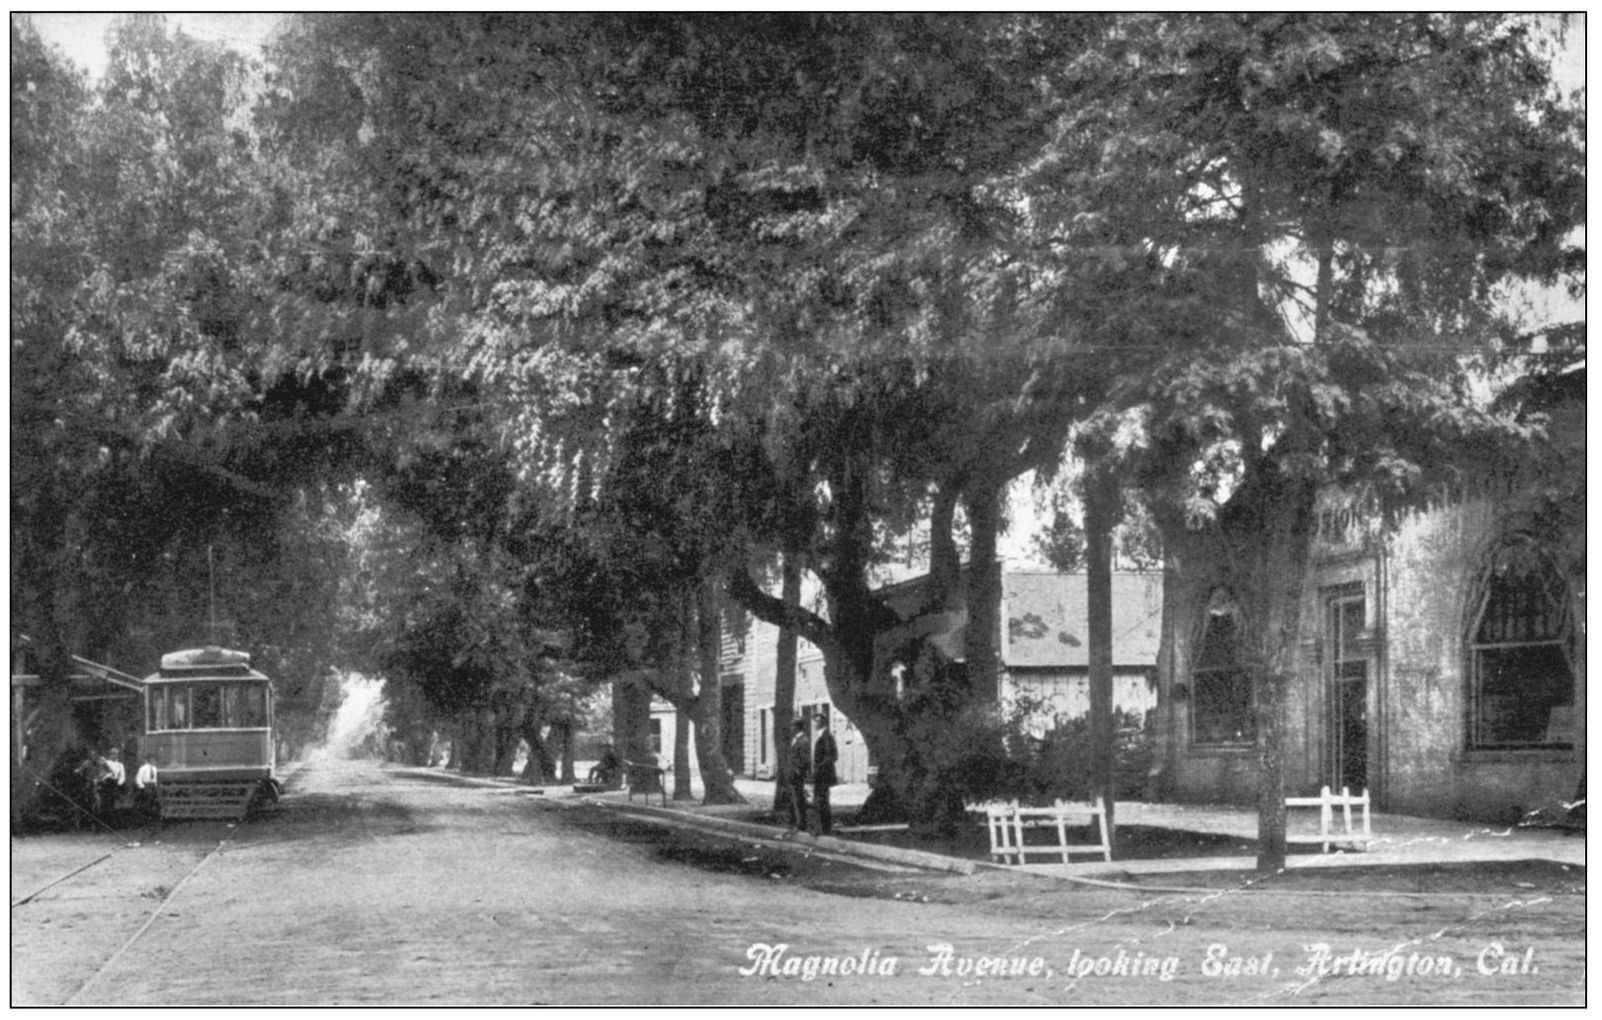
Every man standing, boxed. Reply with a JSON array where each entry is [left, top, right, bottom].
[[103, 747, 126, 785], [786, 719, 811, 834], [100, 747, 127, 811], [134, 754, 160, 815], [812, 716, 839, 835]]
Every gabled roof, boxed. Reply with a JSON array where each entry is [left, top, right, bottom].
[[1004, 572, 1163, 669]]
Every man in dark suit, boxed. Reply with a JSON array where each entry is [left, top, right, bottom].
[[786, 719, 812, 834], [812, 715, 839, 835]]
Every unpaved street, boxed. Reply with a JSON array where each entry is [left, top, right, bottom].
[[11, 758, 1583, 1005]]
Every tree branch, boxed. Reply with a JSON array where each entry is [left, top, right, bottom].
[[726, 557, 840, 661], [923, 481, 962, 611]]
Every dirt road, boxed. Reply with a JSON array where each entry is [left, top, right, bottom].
[[10, 758, 1583, 1005]]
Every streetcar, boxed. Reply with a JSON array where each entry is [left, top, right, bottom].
[[143, 646, 281, 820]]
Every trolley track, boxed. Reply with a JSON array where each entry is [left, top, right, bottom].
[[63, 832, 231, 1005], [14, 764, 308, 914], [8, 824, 165, 909], [15, 820, 274, 1005], [14, 782, 303, 1004], [10, 807, 272, 911]]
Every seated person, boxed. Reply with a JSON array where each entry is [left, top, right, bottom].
[[587, 743, 623, 786], [74, 750, 112, 814]]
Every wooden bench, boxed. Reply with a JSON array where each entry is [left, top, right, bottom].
[[625, 760, 667, 806], [1285, 785, 1371, 852], [985, 797, 1112, 865]]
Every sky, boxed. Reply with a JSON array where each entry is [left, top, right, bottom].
[[22, 12, 284, 76], [21, 11, 1585, 86]]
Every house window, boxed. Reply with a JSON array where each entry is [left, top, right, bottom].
[[1469, 542, 1575, 749], [1191, 591, 1254, 746]]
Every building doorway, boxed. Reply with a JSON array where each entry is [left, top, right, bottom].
[[1326, 589, 1369, 792]]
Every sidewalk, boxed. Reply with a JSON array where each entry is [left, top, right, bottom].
[[388, 765, 1585, 880], [595, 774, 1584, 870], [1081, 800, 1587, 873]]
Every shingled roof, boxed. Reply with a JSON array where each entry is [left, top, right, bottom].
[[1004, 572, 1163, 669]]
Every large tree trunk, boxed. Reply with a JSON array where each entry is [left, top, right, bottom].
[[1253, 661, 1289, 870], [518, 711, 558, 786], [690, 580, 745, 805], [828, 595, 912, 823], [519, 713, 547, 785], [771, 552, 801, 821], [728, 546, 954, 826], [613, 675, 652, 767], [1146, 551, 1185, 801], [963, 481, 1004, 702], [12, 488, 81, 823], [672, 695, 694, 801], [556, 721, 576, 783], [12, 640, 75, 825], [494, 703, 524, 776], [636, 597, 700, 798], [1153, 458, 1318, 871], [839, 688, 910, 823], [1219, 464, 1319, 872], [468, 709, 498, 774], [449, 716, 468, 771], [725, 477, 974, 826], [1085, 468, 1119, 848], [451, 714, 475, 772]]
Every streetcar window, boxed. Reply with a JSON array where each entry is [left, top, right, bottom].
[[239, 683, 267, 727], [214, 683, 268, 727], [192, 684, 223, 728], [149, 681, 268, 729]]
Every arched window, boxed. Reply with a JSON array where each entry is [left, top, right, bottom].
[[1191, 590, 1254, 745], [1468, 540, 1575, 749]]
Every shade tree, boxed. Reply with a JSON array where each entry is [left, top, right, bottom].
[[1031, 13, 1584, 868], [248, 15, 1582, 841]]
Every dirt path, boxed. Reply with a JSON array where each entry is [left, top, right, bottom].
[[10, 758, 1583, 1005]]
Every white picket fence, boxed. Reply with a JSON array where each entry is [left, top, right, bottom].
[[1285, 785, 1372, 852], [984, 796, 1112, 865]]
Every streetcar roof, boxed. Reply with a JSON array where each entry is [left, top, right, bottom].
[[144, 670, 270, 683], [145, 646, 270, 682], [161, 646, 251, 670]]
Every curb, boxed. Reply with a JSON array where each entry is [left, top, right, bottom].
[[352, 767, 1591, 900], [382, 765, 978, 875], [597, 801, 979, 876], [376, 767, 1583, 896]]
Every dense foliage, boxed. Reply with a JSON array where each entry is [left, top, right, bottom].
[[10, 15, 1583, 828]]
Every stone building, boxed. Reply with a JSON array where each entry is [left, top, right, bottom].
[[1152, 488, 1583, 824], [1152, 358, 1583, 824]]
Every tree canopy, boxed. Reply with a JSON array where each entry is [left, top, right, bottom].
[[10, 14, 1584, 827]]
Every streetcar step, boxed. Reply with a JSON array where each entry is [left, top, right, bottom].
[[158, 782, 259, 820]]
